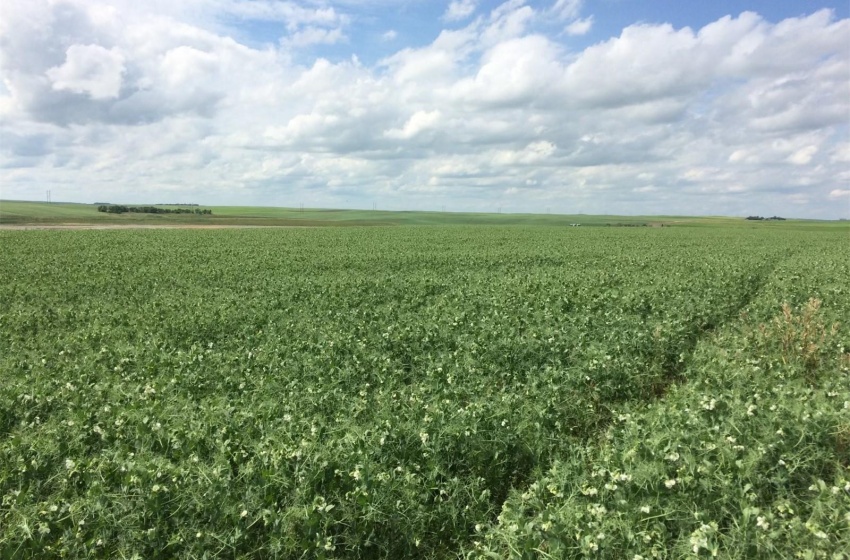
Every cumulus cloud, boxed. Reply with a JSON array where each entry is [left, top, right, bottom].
[[47, 44, 125, 100], [385, 110, 442, 140], [444, 0, 477, 22], [0, 1, 847, 218]]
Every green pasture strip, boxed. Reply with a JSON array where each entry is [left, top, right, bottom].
[[0, 226, 847, 558], [4, 199, 844, 228]]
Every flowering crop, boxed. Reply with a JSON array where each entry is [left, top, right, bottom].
[[0, 225, 847, 558]]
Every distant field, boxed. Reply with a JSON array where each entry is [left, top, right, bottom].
[[2, 199, 840, 229]]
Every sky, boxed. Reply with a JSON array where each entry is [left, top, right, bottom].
[[0, 1, 848, 218]]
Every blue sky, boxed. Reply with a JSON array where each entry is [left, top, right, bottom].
[[1, 1, 848, 217]]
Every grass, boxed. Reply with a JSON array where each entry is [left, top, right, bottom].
[[3, 199, 845, 229]]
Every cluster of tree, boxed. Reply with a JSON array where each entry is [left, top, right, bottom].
[[97, 205, 212, 215], [155, 203, 200, 206], [745, 216, 786, 221]]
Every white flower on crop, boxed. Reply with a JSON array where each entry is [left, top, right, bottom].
[[283, 414, 292, 422], [756, 516, 770, 530], [588, 542, 598, 551], [152, 484, 161, 492], [196, 532, 202, 538], [240, 510, 248, 518], [49, 504, 58, 512], [640, 505, 651, 514], [665, 452, 680, 462], [778, 459, 786, 466], [617, 473, 632, 482], [582, 487, 598, 497], [419, 432, 429, 444], [665, 479, 677, 489], [726, 436, 736, 444], [65, 459, 75, 470], [776, 429, 785, 436], [604, 483, 618, 491], [589, 504, 607, 518], [747, 404, 756, 416]]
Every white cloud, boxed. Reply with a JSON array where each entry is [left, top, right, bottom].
[[452, 35, 564, 106], [550, 0, 583, 21], [284, 26, 345, 47], [493, 141, 556, 165], [385, 110, 442, 140], [444, 0, 477, 22], [381, 29, 397, 42], [828, 189, 850, 199], [215, 1, 344, 32], [830, 143, 850, 163], [47, 44, 125, 100], [787, 145, 817, 165], [565, 16, 593, 36]]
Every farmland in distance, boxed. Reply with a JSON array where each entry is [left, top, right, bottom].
[[1, 225, 848, 558]]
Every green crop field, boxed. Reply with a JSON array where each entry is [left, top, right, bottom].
[[1, 225, 848, 558], [3, 199, 832, 229]]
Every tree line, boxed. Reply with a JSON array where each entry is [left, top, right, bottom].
[[97, 205, 212, 215]]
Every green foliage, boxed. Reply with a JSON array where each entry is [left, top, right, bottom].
[[0, 226, 847, 558], [96, 205, 212, 215]]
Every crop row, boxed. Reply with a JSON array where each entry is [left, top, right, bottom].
[[1, 226, 847, 558]]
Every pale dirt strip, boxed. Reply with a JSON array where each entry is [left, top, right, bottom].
[[0, 223, 300, 230]]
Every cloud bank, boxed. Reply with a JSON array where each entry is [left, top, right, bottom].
[[1, 0, 848, 218]]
